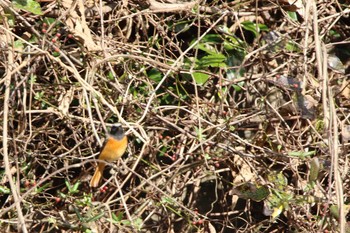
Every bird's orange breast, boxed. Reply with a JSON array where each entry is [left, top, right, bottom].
[[98, 136, 128, 162]]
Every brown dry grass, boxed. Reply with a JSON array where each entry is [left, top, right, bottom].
[[0, 0, 350, 232]]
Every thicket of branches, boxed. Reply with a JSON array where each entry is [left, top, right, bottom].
[[0, 0, 349, 232]]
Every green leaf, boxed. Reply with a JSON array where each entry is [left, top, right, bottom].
[[192, 34, 223, 55], [107, 71, 114, 80], [161, 196, 176, 205], [195, 43, 219, 55], [226, 54, 245, 80], [267, 172, 288, 191], [198, 34, 222, 44], [14, 40, 24, 51], [43, 17, 55, 25], [72, 181, 80, 192], [35, 182, 52, 193], [194, 126, 205, 140], [264, 171, 294, 219], [171, 21, 191, 33], [288, 150, 315, 159], [309, 157, 320, 183], [120, 219, 131, 226], [2, 9, 16, 26], [65, 180, 80, 194], [65, 180, 72, 192], [258, 23, 269, 32], [109, 215, 143, 230], [192, 72, 209, 85], [52, 51, 60, 57], [232, 84, 243, 91], [241, 21, 268, 37], [34, 91, 44, 100], [287, 11, 298, 21], [13, 0, 43, 15], [112, 212, 123, 222], [147, 68, 163, 83], [58, 191, 66, 199], [204, 153, 211, 160], [285, 41, 300, 52], [194, 34, 225, 55], [0, 186, 11, 194], [277, 144, 282, 152], [30, 74, 37, 84], [133, 218, 143, 230], [223, 40, 242, 51], [329, 29, 341, 39], [330, 205, 340, 220], [86, 212, 104, 222], [233, 183, 270, 202], [158, 146, 168, 157], [196, 54, 226, 68]]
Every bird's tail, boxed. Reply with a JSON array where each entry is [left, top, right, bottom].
[[90, 163, 106, 187]]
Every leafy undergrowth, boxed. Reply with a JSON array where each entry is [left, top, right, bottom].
[[0, 0, 350, 232]]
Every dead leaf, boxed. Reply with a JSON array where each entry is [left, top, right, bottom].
[[61, 0, 101, 51], [58, 86, 75, 115], [340, 79, 350, 98], [279, 0, 305, 18]]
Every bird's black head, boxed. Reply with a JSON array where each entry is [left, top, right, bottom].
[[109, 124, 125, 140]]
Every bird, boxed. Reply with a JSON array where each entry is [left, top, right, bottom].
[[90, 124, 128, 188]]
